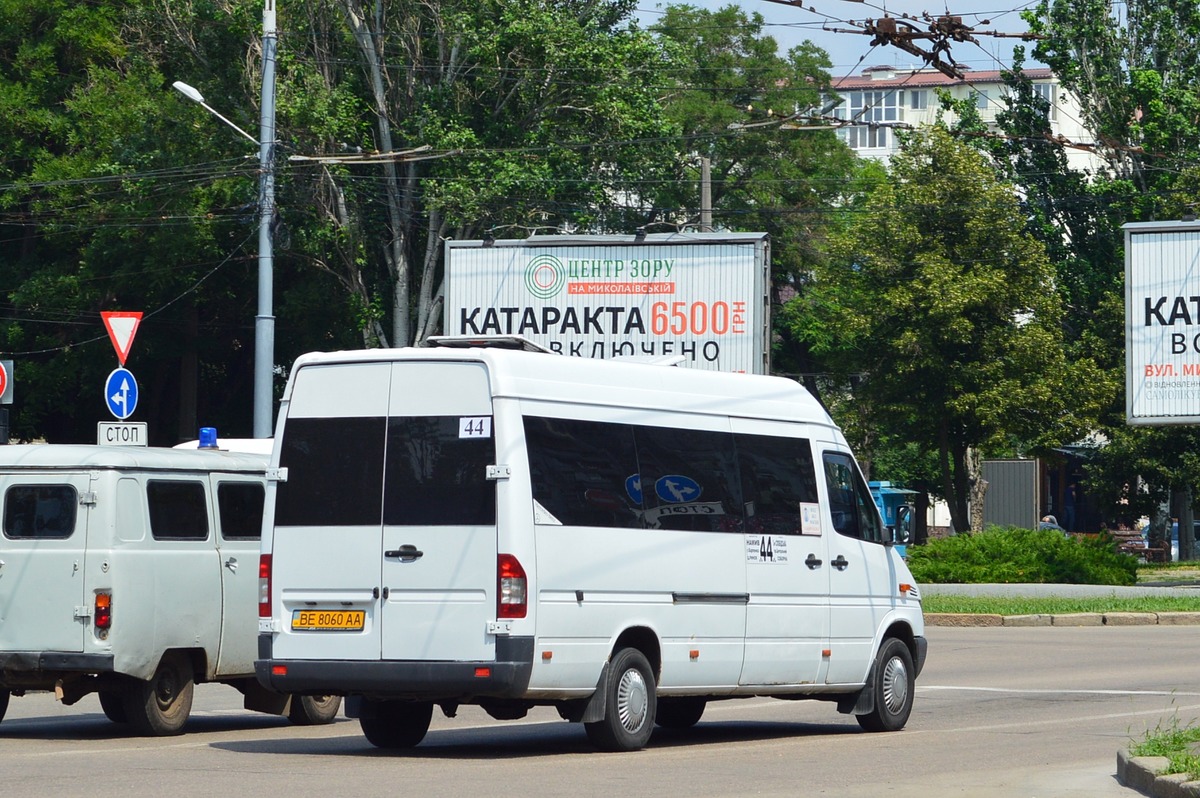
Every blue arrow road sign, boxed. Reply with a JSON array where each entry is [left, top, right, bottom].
[[105, 367, 139, 420]]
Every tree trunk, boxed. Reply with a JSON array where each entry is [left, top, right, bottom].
[[967, 447, 987, 533]]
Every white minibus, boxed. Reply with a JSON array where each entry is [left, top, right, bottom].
[[255, 338, 925, 751]]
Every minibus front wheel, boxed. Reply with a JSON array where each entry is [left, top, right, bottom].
[[856, 637, 915, 732]]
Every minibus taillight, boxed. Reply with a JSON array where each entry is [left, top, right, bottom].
[[497, 554, 527, 619], [259, 554, 272, 618], [94, 592, 112, 631]]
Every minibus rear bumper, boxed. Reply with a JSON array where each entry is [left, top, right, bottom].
[[255, 635, 534, 699]]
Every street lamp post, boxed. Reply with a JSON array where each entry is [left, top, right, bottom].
[[171, 0, 277, 439]]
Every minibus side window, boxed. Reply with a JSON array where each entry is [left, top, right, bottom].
[[821, 452, 883, 543], [633, 425, 743, 533], [524, 416, 641, 529], [383, 416, 495, 526], [147, 481, 209, 540], [217, 482, 265, 540], [3, 485, 77, 539], [736, 434, 818, 535], [276, 416, 386, 527]]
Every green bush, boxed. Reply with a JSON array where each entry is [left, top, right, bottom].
[[906, 526, 1138, 585]]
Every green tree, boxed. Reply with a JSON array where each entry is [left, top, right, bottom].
[[791, 126, 1110, 532], [649, 4, 861, 383]]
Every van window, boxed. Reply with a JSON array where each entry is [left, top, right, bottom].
[[276, 417, 386, 527], [147, 481, 209, 540], [524, 416, 641, 528], [3, 485, 77, 539], [737, 434, 818, 535], [633, 425, 743, 533], [218, 482, 265, 540], [822, 452, 882, 543], [383, 416, 496, 526]]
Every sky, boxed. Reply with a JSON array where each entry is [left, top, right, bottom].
[[635, 0, 1045, 78]]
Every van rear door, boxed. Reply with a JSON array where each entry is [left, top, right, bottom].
[[272, 362, 392, 662], [0, 473, 93, 654], [380, 361, 496, 662]]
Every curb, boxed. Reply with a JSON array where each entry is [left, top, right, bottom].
[[1117, 749, 1200, 797], [926, 612, 1200, 627]]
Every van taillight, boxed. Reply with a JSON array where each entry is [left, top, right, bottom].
[[259, 554, 272, 618], [498, 554, 527, 619], [94, 592, 112, 630]]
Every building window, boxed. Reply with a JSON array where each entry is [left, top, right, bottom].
[[1033, 82, 1058, 121], [834, 89, 900, 151], [974, 90, 990, 110], [909, 90, 928, 110]]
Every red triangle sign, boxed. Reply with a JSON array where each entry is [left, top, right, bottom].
[[101, 311, 142, 366]]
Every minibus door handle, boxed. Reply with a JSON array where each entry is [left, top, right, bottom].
[[831, 555, 849, 571], [805, 554, 823, 569], [385, 545, 424, 562]]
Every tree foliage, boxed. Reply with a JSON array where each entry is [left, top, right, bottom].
[[789, 126, 1109, 532]]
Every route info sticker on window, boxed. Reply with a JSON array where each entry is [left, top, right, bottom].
[[459, 417, 492, 438], [800, 503, 822, 535]]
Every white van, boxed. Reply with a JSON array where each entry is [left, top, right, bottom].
[[0, 443, 340, 735], [255, 339, 926, 751]]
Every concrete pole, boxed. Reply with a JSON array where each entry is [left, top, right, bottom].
[[700, 157, 713, 232], [254, 0, 277, 438]]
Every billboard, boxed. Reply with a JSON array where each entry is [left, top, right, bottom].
[[1125, 220, 1200, 424], [444, 233, 770, 374]]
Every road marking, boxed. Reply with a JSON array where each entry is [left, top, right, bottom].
[[921, 685, 1200, 697]]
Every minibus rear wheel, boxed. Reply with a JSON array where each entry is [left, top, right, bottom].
[[289, 694, 342, 726], [360, 700, 433, 748], [584, 647, 656, 751], [655, 697, 706, 729]]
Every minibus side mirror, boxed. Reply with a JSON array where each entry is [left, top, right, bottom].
[[891, 504, 913, 545]]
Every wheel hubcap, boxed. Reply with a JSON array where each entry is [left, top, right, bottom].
[[616, 668, 649, 733], [881, 655, 909, 715]]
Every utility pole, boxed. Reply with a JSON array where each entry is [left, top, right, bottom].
[[255, 0, 277, 438], [700, 157, 713, 232]]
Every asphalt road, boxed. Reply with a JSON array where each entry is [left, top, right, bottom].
[[4, 625, 1197, 797]]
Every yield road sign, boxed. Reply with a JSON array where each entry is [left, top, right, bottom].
[[105, 367, 139, 420], [101, 311, 142, 366]]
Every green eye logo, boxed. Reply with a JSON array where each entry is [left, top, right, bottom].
[[524, 255, 565, 299]]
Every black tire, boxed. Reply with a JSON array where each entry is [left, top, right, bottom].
[[856, 638, 915, 733], [584, 647, 656, 751], [99, 690, 129, 724], [654, 697, 706, 729], [359, 701, 433, 749], [122, 653, 195, 736], [289, 694, 342, 726], [0, 689, 9, 724]]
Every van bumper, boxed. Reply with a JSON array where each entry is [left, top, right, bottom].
[[0, 651, 115, 674], [914, 635, 928, 677], [254, 635, 534, 699]]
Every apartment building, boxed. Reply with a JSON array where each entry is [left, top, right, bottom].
[[827, 65, 1104, 173]]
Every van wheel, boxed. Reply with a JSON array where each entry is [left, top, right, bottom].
[[655, 697, 705, 729], [856, 638, 914, 733], [289, 694, 342, 726], [0, 689, 9, 723], [123, 653, 194, 736], [359, 701, 433, 749], [99, 690, 128, 724], [584, 647, 656, 751]]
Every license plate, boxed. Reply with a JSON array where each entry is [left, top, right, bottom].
[[291, 609, 365, 631]]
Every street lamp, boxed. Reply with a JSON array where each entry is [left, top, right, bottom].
[[171, 1, 277, 438]]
